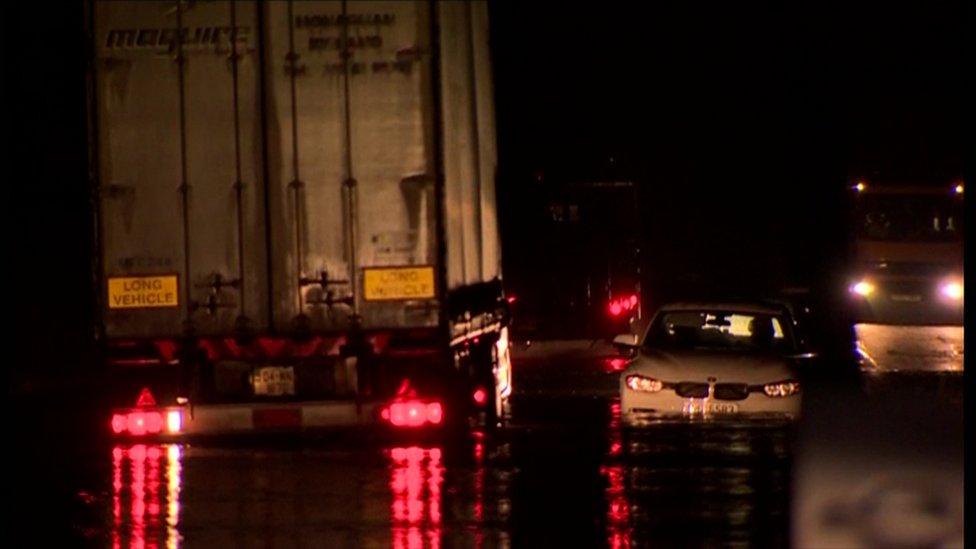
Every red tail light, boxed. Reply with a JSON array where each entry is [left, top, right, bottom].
[[386, 401, 443, 427], [425, 402, 443, 425], [473, 387, 488, 406], [607, 294, 639, 317], [111, 388, 182, 436], [111, 414, 127, 434], [381, 379, 444, 428]]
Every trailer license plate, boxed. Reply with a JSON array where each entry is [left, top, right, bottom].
[[363, 266, 436, 301], [891, 294, 922, 302], [705, 402, 738, 414], [253, 366, 295, 396]]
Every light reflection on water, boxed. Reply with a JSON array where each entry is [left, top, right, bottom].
[[388, 446, 443, 549], [111, 444, 183, 549], [602, 398, 633, 548], [99, 398, 789, 547]]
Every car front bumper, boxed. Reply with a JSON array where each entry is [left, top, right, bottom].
[[621, 388, 800, 425]]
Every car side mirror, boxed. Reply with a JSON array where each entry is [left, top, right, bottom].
[[613, 333, 638, 350]]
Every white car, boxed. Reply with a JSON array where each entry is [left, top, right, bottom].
[[617, 302, 806, 423]]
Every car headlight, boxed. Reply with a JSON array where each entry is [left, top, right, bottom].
[[940, 280, 963, 301], [763, 380, 801, 397], [625, 374, 663, 393], [850, 280, 875, 297]]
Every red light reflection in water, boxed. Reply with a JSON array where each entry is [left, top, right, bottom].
[[112, 444, 183, 549], [603, 398, 631, 548], [389, 446, 443, 549], [472, 433, 486, 549]]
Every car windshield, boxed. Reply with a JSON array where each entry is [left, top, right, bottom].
[[644, 310, 795, 352]]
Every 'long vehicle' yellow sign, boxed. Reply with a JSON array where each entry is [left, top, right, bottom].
[[363, 266, 436, 301], [108, 275, 179, 309]]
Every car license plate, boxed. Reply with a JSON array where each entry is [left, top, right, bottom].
[[705, 402, 739, 414], [253, 366, 295, 396], [890, 294, 922, 302]]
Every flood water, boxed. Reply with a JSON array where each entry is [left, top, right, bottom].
[[13, 335, 960, 547]]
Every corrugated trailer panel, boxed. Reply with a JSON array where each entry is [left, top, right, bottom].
[[347, 1, 439, 328], [438, 2, 500, 290], [439, 2, 481, 290], [263, 1, 352, 332], [179, 1, 267, 336], [96, 1, 268, 338], [263, 1, 440, 332], [470, 2, 501, 284], [94, 1, 502, 340]]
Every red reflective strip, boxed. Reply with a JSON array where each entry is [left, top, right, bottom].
[[253, 408, 302, 429], [135, 388, 157, 407], [291, 336, 323, 358], [257, 337, 287, 359], [154, 340, 178, 363], [197, 340, 220, 361], [385, 348, 440, 358], [110, 359, 163, 367], [370, 333, 392, 354], [222, 337, 243, 359]]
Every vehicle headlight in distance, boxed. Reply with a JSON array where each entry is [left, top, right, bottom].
[[940, 280, 963, 300], [625, 374, 664, 393], [850, 280, 875, 296], [763, 380, 801, 397]]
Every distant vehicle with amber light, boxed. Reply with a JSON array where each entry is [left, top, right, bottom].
[[847, 181, 964, 325]]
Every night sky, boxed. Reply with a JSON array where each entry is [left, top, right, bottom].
[[488, 0, 964, 329], [6, 1, 965, 370]]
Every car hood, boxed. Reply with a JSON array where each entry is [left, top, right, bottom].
[[626, 348, 797, 384]]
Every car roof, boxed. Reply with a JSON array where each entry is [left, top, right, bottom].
[[656, 302, 789, 316]]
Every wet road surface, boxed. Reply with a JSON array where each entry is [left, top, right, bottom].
[[854, 324, 964, 372], [11, 334, 961, 547]]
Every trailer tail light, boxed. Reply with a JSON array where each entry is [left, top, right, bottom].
[[608, 294, 639, 317], [380, 379, 444, 428], [167, 410, 183, 433], [384, 401, 444, 427], [110, 388, 183, 436], [473, 387, 488, 406], [126, 411, 163, 435], [425, 402, 443, 425]]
